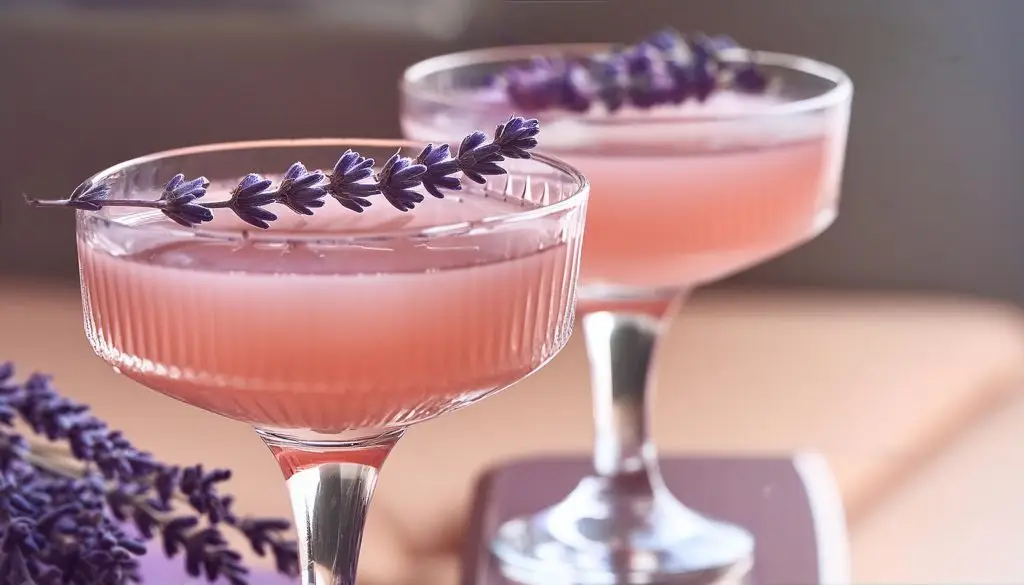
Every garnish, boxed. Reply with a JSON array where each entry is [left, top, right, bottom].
[[25, 116, 541, 229], [0, 362, 299, 585], [493, 28, 773, 114]]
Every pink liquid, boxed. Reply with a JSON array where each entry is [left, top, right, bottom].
[[402, 92, 848, 293], [571, 137, 840, 289], [78, 193, 582, 433]]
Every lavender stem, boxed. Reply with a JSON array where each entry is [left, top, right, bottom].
[[24, 197, 166, 209], [21, 442, 295, 562]]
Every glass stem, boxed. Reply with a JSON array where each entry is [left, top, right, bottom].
[[258, 428, 405, 585], [583, 294, 682, 486]]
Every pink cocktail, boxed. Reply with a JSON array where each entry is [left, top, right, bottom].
[[82, 198, 576, 433], [401, 37, 852, 584], [556, 98, 844, 291], [73, 135, 589, 585]]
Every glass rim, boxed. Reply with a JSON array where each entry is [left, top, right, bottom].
[[82, 137, 590, 244], [400, 43, 854, 122]]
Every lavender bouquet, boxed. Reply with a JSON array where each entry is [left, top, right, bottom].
[[0, 362, 299, 585]]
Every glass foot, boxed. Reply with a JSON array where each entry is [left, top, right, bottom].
[[491, 474, 754, 585]]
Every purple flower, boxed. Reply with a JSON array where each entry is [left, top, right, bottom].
[[587, 54, 629, 112], [25, 118, 543, 230], [505, 57, 568, 112], [415, 143, 461, 199], [376, 153, 426, 212], [492, 115, 540, 161], [0, 362, 300, 585], [557, 63, 593, 113], [493, 28, 772, 113], [456, 131, 505, 184], [229, 173, 277, 229], [66, 180, 111, 211], [731, 63, 771, 93], [159, 173, 214, 228], [328, 150, 380, 213], [276, 162, 327, 215]]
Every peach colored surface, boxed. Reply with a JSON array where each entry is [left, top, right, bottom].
[[76, 198, 578, 433]]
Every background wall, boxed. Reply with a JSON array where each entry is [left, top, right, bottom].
[[2, 0, 1022, 302]]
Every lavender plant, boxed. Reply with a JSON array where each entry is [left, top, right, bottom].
[[493, 28, 773, 114], [25, 116, 540, 230], [0, 362, 299, 585]]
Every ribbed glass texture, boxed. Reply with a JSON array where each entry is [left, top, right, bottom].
[[76, 140, 588, 436]]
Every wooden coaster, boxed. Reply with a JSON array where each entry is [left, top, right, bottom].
[[460, 454, 850, 585]]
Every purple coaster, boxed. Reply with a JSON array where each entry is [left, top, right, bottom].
[[138, 550, 296, 585], [462, 455, 851, 585]]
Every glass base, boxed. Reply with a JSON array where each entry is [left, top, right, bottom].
[[491, 474, 754, 585]]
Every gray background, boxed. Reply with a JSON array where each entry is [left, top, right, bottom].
[[2, 0, 1021, 302]]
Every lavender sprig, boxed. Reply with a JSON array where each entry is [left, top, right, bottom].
[[494, 28, 774, 114], [24, 115, 541, 229], [0, 362, 299, 585]]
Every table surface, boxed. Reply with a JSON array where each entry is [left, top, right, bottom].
[[4, 282, 1023, 585], [462, 455, 850, 585]]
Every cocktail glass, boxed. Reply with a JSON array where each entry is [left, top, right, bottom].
[[74, 137, 589, 585], [401, 44, 852, 584]]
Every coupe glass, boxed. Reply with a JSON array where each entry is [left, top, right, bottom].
[[401, 45, 852, 584], [75, 138, 589, 585]]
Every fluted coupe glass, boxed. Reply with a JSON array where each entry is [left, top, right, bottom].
[[401, 45, 852, 584], [75, 138, 589, 585]]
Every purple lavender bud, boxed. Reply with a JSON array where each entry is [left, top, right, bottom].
[[692, 60, 718, 102], [587, 55, 628, 112], [505, 59, 567, 113], [161, 174, 209, 203], [26, 117, 541, 228], [624, 45, 657, 77], [664, 59, 694, 104], [495, 28, 773, 114], [276, 162, 327, 216], [0, 364, 304, 583], [493, 116, 540, 160], [507, 78, 548, 113], [732, 63, 770, 93], [159, 173, 214, 227], [456, 131, 505, 184], [687, 33, 716, 67], [67, 180, 111, 212], [229, 173, 278, 229], [0, 362, 13, 384], [415, 143, 462, 199], [376, 153, 427, 212], [559, 63, 593, 113], [328, 150, 379, 213], [624, 44, 664, 108]]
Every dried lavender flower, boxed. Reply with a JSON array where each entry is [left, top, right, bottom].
[[228, 173, 278, 229], [0, 362, 299, 585], [493, 28, 774, 114], [65, 180, 113, 211], [24, 115, 541, 230], [276, 162, 327, 216], [327, 149, 379, 213], [377, 153, 427, 212], [161, 173, 215, 228]]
